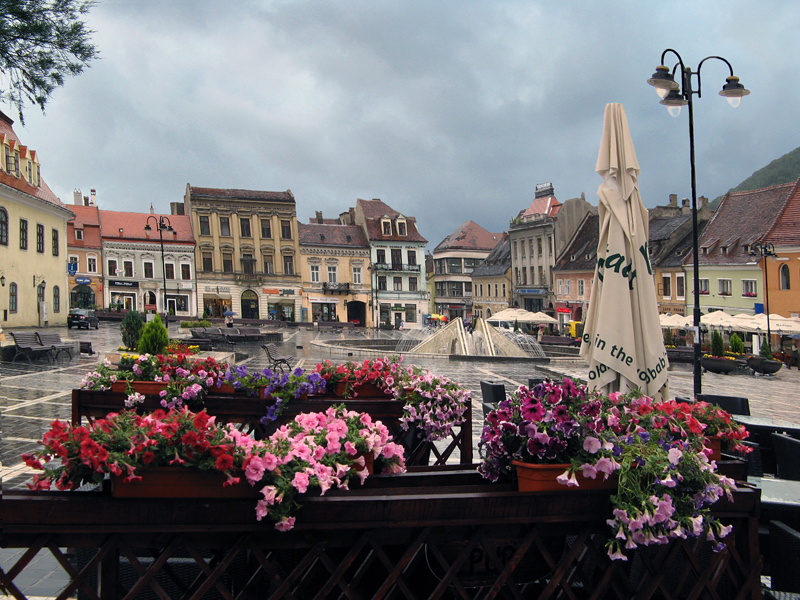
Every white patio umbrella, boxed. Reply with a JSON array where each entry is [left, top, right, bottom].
[[580, 104, 669, 399], [660, 313, 692, 329]]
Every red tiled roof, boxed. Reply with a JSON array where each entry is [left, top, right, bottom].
[[299, 223, 369, 247], [356, 198, 427, 243], [99, 211, 195, 244], [188, 186, 295, 203], [522, 196, 561, 219], [68, 205, 102, 248], [694, 181, 795, 266], [433, 220, 502, 252], [766, 177, 800, 246]]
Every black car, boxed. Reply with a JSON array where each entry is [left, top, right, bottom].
[[68, 308, 100, 329]]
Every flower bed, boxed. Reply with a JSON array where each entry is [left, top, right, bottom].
[[478, 379, 747, 561]]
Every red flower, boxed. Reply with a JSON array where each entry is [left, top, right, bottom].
[[215, 454, 234, 471]]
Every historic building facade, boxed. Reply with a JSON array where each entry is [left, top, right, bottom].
[[0, 110, 73, 329], [299, 219, 372, 326], [183, 186, 302, 320], [66, 190, 103, 310], [470, 234, 512, 320]]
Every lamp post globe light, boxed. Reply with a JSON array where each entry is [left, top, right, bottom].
[[647, 49, 749, 398], [750, 241, 777, 349], [144, 215, 174, 328]]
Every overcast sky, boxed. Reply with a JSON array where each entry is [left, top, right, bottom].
[[16, 0, 800, 248]]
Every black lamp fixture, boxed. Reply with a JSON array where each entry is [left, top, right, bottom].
[[647, 49, 749, 398], [144, 215, 175, 328], [749, 241, 777, 348]]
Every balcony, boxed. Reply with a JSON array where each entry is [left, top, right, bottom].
[[373, 263, 421, 273], [323, 282, 350, 294]]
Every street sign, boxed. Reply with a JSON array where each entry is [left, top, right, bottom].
[[67, 262, 78, 276]]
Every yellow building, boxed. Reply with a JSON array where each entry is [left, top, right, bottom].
[[0, 111, 74, 329], [183, 185, 302, 320], [298, 219, 373, 326]]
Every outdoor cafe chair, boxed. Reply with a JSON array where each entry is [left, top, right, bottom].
[[696, 394, 750, 416], [771, 433, 800, 481], [768, 520, 800, 593]]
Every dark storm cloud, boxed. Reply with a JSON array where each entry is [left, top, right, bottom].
[[17, 0, 800, 247]]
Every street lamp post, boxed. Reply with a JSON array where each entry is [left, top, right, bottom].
[[647, 49, 750, 398], [750, 241, 777, 350], [144, 215, 174, 328]]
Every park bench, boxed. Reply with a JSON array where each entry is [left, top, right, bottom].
[[262, 342, 292, 373], [36, 331, 73, 360], [9, 331, 53, 363]]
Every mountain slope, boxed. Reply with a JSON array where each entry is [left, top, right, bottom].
[[711, 145, 800, 208]]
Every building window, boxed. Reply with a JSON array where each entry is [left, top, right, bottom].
[[676, 275, 685, 299], [6, 151, 18, 175], [494, 283, 498, 297], [37, 282, 45, 305], [502, 282, 506, 297], [240, 217, 251, 238], [241, 253, 255, 274], [409, 276, 418, 292], [378, 276, 387, 291], [565, 280, 571, 296], [219, 216, 231, 237], [382, 221, 391, 235], [479, 283, 483, 298], [352, 266, 362, 284], [376, 249, 386, 264], [202, 253, 213, 272], [780, 264, 790, 290], [19, 218, 27, 249], [181, 263, 191, 280], [281, 220, 292, 239], [165, 264, 175, 280], [52, 228, 59, 256], [283, 254, 294, 275], [407, 250, 417, 265], [87, 256, 97, 273], [741, 279, 757, 296], [36, 223, 44, 252], [661, 275, 671, 297], [222, 253, 233, 273], [578, 279, 585, 297], [718, 279, 732, 296], [310, 265, 320, 283], [144, 262, 154, 278], [698, 278, 709, 295], [0, 207, 8, 245], [123, 260, 133, 277], [464, 258, 480, 273], [107, 259, 117, 276], [393, 276, 403, 291], [398, 222, 407, 236], [69, 255, 79, 270], [327, 266, 337, 283], [198, 215, 210, 236], [557, 279, 563, 295], [263, 255, 273, 274], [53, 286, 60, 313], [9, 282, 17, 312], [260, 219, 271, 238], [75, 228, 83, 241], [447, 258, 462, 274], [405, 303, 416, 323]]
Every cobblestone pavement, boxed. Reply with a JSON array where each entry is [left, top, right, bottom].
[[2, 322, 799, 597]]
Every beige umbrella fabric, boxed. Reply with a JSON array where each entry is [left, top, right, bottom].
[[580, 103, 669, 399]]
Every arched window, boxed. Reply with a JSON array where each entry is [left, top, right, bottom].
[[9, 282, 17, 312], [0, 206, 8, 245], [780, 264, 791, 290], [53, 285, 60, 313]]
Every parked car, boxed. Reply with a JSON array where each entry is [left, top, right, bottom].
[[68, 308, 100, 329]]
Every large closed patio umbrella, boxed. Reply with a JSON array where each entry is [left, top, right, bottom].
[[580, 103, 669, 399]]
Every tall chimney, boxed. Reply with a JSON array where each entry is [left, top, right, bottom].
[[315, 210, 323, 224], [90, 189, 96, 205], [73, 189, 82, 205], [669, 194, 677, 207]]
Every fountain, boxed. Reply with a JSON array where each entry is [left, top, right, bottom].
[[409, 317, 543, 358]]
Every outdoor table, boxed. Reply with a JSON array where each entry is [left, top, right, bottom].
[[736, 415, 800, 475], [0, 469, 762, 599], [747, 475, 800, 531]]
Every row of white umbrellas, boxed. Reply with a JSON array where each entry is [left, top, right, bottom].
[[660, 311, 800, 334], [485, 308, 558, 325]]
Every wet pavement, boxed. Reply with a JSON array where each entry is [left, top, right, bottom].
[[2, 322, 799, 598]]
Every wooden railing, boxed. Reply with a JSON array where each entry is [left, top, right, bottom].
[[0, 470, 761, 599]]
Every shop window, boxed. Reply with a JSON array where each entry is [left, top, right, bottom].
[[405, 303, 416, 323]]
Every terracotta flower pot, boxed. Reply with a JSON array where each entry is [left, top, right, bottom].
[[512, 461, 618, 492], [705, 436, 722, 461], [111, 381, 168, 395], [334, 381, 391, 398]]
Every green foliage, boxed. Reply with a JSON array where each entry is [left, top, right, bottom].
[[137, 314, 170, 356], [760, 341, 773, 360], [180, 319, 212, 329], [120, 310, 144, 350], [0, 0, 99, 123], [729, 332, 745, 355], [711, 330, 724, 358], [664, 328, 673, 346], [712, 145, 800, 208], [513, 319, 519, 332]]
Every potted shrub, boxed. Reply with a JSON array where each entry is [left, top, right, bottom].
[[748, 341, 783, 375], [702, 331, 738, 374], [478, 380, 738, 561]]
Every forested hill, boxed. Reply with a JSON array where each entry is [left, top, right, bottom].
[[712, 145, 800, 208]]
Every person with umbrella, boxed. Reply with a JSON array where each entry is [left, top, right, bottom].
[[224, 310, 235, 328]]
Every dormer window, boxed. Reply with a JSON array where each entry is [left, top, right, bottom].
[[75, 229, 84, 241], [397, 221, 407, 236], [382, 220, 391, 235]]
